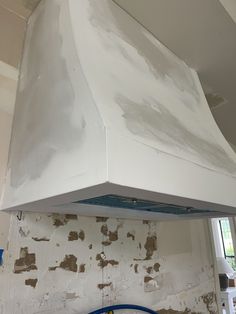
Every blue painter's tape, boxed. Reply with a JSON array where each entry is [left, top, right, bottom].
[[75, 194, 213, 215]]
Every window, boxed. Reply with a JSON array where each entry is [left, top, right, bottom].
[[219, 218, 236, 270]]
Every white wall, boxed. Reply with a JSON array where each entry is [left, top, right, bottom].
[[0, 61, 18, 250], [219, 0, 236, 23]]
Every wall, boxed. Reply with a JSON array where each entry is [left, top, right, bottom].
[[0, 0, 41, 20], [0, 3, 219, 314], [0, 0, 40, 68], [0, 213, 218, 314], [0, 60, 219, 314], [0, 61, 18, 251], [0, 63, 219, 314], [219, 0, 236, 23], [0, 5, 25, 68]]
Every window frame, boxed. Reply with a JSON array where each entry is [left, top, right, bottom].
[[219, 219, 235, 261], [211, 217, 236, 270]]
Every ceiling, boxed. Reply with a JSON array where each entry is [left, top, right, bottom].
[[114, 0, 236, 147], [1, 0, 236, 147], [0, 0, 40, 67], [0, 0, 40, 19]]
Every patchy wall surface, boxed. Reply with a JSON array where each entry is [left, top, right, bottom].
[[0, 213, 218, 314]]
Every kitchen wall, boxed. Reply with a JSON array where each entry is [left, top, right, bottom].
[[0, 0, 39, 253], [0, 59, 219, 314], [0, 61, 18, 251], [0, 212, 218, 314], [0, 5, 25, 68], [0, 2, 219, 313]]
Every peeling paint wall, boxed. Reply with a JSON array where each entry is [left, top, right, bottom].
[[0, 213, 218, 314]]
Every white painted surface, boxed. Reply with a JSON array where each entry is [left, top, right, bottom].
[[0, 213, 218, 313], [2, 0, 107, 209], [2, 0, 236, 218]]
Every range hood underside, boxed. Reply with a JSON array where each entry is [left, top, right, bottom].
[[3, 181, 235, 220]]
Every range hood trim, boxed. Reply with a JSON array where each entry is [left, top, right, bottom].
[[2, 180, 236, 219]]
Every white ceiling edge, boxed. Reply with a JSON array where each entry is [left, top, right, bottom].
[[219, 0, 236, 23], [0, 61, 18, 80]]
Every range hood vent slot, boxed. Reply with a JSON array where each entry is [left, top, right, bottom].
[[76, 195, 214, 216]]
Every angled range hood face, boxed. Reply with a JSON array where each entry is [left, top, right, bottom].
[[1, 0, 236, 220]]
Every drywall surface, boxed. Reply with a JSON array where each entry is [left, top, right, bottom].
[[3, 0, 107, 209], [0, 213, 218, 313], [113, 0, 236, 149], [70, 0, 236, 175], [3, 0, 236, 215]]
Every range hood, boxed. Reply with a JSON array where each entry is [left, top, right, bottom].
[[1, 0, 236, 220]]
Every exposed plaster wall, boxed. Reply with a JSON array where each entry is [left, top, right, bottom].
[[0, 213, 218, 314]]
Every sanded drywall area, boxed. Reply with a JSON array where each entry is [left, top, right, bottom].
[[113, 0, 236, 147]]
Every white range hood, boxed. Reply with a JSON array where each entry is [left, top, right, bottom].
[[1, 0, 236, 220]]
